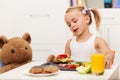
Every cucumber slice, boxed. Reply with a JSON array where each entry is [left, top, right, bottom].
[[76, 63, 91, 74]]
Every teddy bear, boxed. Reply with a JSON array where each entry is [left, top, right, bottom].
[[0, 32, 32, 73]]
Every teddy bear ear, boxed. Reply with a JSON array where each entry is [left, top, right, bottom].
[[0, 35, 8, 48], [22, 32, 31, 43]]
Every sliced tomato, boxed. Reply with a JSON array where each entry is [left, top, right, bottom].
[[57, 54, 68, 59], [66, 64, 77, 69]]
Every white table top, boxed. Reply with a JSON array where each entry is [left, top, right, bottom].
[[0, 61, 119, 80]]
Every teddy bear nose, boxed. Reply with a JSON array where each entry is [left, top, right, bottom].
[[15, 47, 30, 62]]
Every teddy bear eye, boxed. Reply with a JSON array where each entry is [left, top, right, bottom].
[[25, 47, 28, 50], [11, 49, 15, 53]]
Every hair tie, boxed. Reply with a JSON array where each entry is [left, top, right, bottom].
[[82, 6, 88, 15]]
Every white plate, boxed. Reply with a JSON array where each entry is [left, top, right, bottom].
[[24, 70, 60, 77]]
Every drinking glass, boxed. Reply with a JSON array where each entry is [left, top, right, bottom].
[[91, 52, 105, 75]]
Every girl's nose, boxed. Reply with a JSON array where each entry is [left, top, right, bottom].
[[71, 23, 75, 28]]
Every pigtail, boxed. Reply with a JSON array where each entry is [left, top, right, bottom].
[[90, 8, 101, 31]]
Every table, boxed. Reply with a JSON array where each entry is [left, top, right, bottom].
[[0, 61, 119, 80]]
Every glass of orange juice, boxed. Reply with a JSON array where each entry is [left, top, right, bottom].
[[91, 53, 105, 75]]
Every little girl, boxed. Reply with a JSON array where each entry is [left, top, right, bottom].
[[47, 5, 115, 68]]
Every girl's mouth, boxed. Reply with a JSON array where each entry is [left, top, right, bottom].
[[73, 28, 79, 33]]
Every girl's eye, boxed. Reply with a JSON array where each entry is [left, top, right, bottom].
[[73, 19, 77, 23], [68, 24, 71, 27], [67, 23, 71, 27]]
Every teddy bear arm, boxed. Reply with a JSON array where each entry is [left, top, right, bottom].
[[0, 63, 22, 74]]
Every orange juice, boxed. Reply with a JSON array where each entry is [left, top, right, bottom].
[[91, 53, 105, 75]]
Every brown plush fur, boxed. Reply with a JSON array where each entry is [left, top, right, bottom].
[[0, 32, 32, 73]]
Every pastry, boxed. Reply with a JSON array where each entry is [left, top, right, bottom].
[[43, 65, 59, 73], [29, 66, 43, 74], [29, 65, 59, 74]]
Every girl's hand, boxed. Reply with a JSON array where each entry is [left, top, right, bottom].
[[105, 58, 113, 69], [47, 54, 55, 62], [105, 51, 115, 68]]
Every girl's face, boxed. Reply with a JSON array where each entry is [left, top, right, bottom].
[[64, 9, 90, 36]]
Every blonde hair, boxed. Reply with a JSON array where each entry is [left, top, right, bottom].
[[65, 6, 101, 31]]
